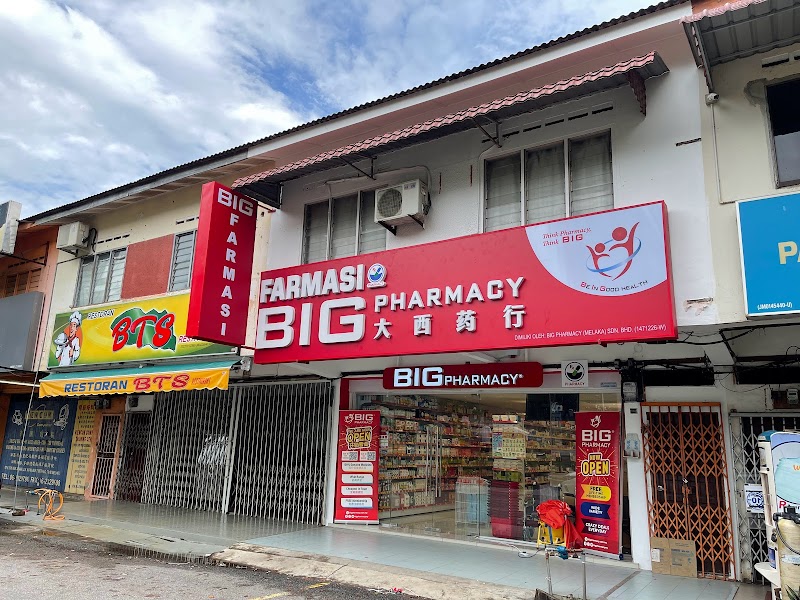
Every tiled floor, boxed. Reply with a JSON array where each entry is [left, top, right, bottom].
[[245, 527, 765, 600], [0, 488, 311, 546]]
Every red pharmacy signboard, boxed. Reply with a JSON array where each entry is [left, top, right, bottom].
[[187, 182, 258, 347], [334, 410, 381, 524], [254, 202, 675, 364], [383, 362, 543, 390], [575, 411, 622, 559]]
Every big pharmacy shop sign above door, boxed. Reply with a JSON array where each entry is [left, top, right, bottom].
[[254, 201, 677, 363]]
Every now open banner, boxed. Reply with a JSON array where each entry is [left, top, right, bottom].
[[334, 410, 381, 523], [254, 202, 675, 364], [576, 411, 622, 559]]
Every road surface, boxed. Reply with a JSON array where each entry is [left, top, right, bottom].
[[0, 521, 406, 599]]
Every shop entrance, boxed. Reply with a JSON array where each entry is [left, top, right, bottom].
[[91, 414, 123, 498], [356, 391, 628, 549], [729, 413, 800, 583], [115, 412, 153, 502], [641, 403, 735, 580], [138, 382, 333, 524]]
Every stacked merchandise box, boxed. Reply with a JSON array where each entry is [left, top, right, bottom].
[[491, 417, 526, 539]]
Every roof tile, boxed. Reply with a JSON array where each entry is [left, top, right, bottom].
[[234, 52, 661, 189]]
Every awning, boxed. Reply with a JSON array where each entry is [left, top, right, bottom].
[[233, 52, 668, 200], [39, 359, 239, 398], [683, 0, 800, 91]]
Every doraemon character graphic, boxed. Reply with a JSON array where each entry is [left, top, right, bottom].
[[54, 311, 83, 367]]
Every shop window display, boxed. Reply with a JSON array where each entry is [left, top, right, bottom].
[[356, 392, 621, 545]]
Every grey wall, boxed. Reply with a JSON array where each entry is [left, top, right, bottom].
[[0, 291, 43, 371]]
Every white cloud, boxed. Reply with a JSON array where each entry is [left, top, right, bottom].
[[0, 0, 651, 216]]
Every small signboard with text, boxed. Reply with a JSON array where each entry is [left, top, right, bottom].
[[561, 360, 589, 388], [334, 410, 380, 524], [575, 411, 622, 559], [738, 193, 800, 316], [0, 397, 78, 491], [255, 202, 676, 364], [383, 362, 543, 390]]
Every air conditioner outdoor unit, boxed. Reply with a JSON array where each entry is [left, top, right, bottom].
[[374, 179, 430, 226], [56, 221, 89, 254]]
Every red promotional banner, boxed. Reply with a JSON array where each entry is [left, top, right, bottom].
[[383, 362, 543, 390], [334, 410, 381, 523], [254, 202, 675, 364], [187, 182, 258, 347], [575, 411, 622, 559]]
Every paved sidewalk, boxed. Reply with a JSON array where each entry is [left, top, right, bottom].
[[0, 488, 309, 560], [0, 490, 769, 600]]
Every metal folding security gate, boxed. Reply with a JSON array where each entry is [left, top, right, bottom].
[[91, 414, 122, 498], [729, 413, 800, 583], [115, 412, 153, 502], [641, 403, 735, 580], [141, 389, 234, 512], [227, 382, 332, 522], [140, 381, 333, 524]]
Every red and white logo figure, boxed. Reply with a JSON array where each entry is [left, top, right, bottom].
[[586, 223, 641, 280]]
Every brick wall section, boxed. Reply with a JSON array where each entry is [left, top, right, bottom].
[[120, 235, 174, 299]]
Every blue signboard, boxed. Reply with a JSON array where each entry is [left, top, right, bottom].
[[738, 193, 800, 316], [0, 397, 78, 491]]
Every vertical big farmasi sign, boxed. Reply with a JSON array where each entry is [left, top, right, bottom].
[[575, 411, 622, 559], [187, 182, 258, 347], [334, 410, 381, 523]]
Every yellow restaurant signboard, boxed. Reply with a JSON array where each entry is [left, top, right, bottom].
[[39, 361, 235, 398], [48, 293, 235, 368]]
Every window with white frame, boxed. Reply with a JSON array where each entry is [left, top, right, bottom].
[[169, 231, 196, 291], [302, 190, 386, 264], [74, 248, 127, 306], [484, 131, 613, 232]]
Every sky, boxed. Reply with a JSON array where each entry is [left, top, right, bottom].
[[0, 0, 652, 217]]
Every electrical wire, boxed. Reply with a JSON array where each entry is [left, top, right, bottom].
[[673, 328, 758, 346]]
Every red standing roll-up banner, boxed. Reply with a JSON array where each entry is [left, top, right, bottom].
[[575, 411, 622, 559], [254, 202, 676, 364], [334, 410, 381, 524], [187, 182, 258, 347]]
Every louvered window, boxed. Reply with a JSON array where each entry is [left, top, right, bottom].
[[484, 131, 613, 232], [74, 249, 127, 306], [1, 268, 41, 297], [302, 190, 387, 264], [485, 155, 522, 232], [329, 194, 358, 259], [569, 132, 613, 216], [170, 231, 196, 291]]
